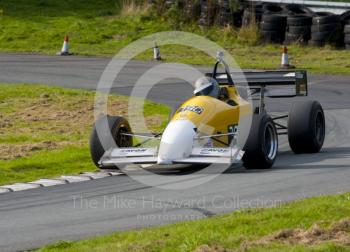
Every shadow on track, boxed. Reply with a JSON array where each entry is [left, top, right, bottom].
[[130, 146, 350, 176]]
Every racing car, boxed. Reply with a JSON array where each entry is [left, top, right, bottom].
[[90, 56, 325, 170]]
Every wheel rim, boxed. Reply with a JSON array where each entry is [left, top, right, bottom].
[[315, 111, 325, 144], [115, 126, 131, 147], [264, 123, 278, 160]]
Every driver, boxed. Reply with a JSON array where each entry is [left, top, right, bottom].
[[193, 77, 220, 98]]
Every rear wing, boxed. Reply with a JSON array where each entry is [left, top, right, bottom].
[[207, 70, 308, 98]]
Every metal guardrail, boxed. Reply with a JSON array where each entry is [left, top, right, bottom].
[[250, 0, 350, 14]]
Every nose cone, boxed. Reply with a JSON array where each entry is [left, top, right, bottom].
[[157, 120, 196, 165]]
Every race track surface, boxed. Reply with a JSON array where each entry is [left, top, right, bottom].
[[0, 53, 349, 251]]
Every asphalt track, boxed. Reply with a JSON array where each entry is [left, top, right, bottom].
[[0, 54, 349, 251]]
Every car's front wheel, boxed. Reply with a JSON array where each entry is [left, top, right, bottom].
[[242, 113, 278, 169], [89, 115, 133, 169]]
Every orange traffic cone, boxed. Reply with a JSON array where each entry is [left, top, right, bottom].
[[57, 35, 72, 56], [280, 46, 294, 69]]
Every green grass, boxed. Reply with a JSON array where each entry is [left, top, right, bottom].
[[0, 146, 91, 185], [36, 193, 350, 251], [0, 1, 350, 74], [0, 0, 170, 55], [138, 43, 350, 75], [0, 83, 170, 185]]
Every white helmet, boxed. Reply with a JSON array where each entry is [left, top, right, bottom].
[[193, 77, 220, 98]]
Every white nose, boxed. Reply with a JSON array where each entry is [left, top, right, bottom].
[[157, 120, 196, 165]]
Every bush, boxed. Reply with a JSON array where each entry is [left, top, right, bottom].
[[237, 21, 261, 45], [119, 0, 150, 17]]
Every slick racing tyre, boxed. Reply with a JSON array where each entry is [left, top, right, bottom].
[[243, 113, 278, 169], [90, 115, 133, 168], [288, 101, 325, 154]]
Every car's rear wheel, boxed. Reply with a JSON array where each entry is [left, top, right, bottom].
[[288, 101, 325, 153], [90, 115, 133, 169], [243, 113, 278, 169]]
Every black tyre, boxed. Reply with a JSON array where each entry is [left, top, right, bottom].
[[90, 115, 133, 168], [260, 22, 285, 31], [288, 101, 325, 154], [242, 12, 259, 26], [261, 30, 283, 43], [287, 15, 312, 26], [285, 32, 307, 39], [242, 8, 263, 26], [313, 12, 339, 25], [232, 9, 244, 27], [288, 25, 310, 34], [263, 3, 283, 14], [311, 31, 332, 41], [311, 23, 339, 32], [262, 14, 287, 23], [340, 10, 350, 24], [344, 25, 350, 33], [283, 4, 313, 15], [284, 32, 309, 44], [345, 34, 350, 43], [243, 114, 278, 169]]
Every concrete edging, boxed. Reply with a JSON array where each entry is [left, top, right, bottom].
[[0, 171, 124, 193]]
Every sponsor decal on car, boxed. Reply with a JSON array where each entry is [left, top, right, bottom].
[[178, 105, 204, 115], [119, 148, 148, 153], [199, 148, 229, 155], [111, 148, 157, 157]]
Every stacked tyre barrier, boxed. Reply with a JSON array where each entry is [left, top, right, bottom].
[[199, 0, 244, 28], [260, 14, 287, 43], [199, 0, 218, 27], [160, 1, 350, 49], [242, 3, 263, 26], [183, 0, 201, 21], [283, 3, 313, 16], [309, 12, 342, 47], [232, 9, 244, 27], [341, 10, 350, 49], [217, 0, 232, 26], [285, 15, 312, 45], [263, 2, 284, 14]]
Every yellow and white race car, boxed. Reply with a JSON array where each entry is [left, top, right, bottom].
[[90, 57, 325, 170]]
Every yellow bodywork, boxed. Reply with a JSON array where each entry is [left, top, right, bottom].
[[171, 85, 252, 146]]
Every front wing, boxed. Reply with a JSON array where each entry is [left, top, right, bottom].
[[99, 147, 244, 167]]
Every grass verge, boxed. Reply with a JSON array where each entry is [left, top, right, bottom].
[[37, 192, 350, 251], [0, 1, 350, 74], [0, 83, 170, 185]]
